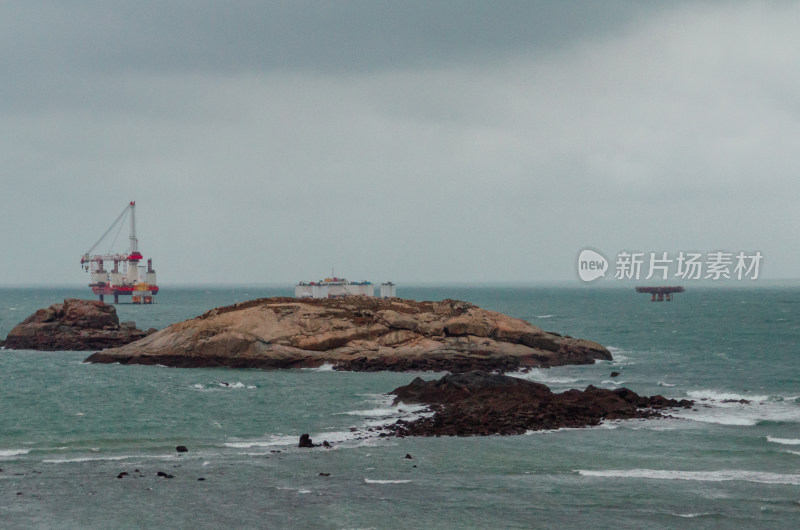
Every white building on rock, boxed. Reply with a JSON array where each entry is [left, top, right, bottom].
[[295, 277, 379, 299]]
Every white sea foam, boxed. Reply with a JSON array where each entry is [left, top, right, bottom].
[[0, 449, 30, 458], [301, 363, 335, 372], [338, 404, 428, 418], [225, 435, 299, 448], [604, 347, 632, 364], [536, 314, 555, 319], [578, 469, 800, 485], [510, 368, 579, 385], [673, 513, 713, 518], [670, 389, 800, 426], [767, 436, 800, 446], [657, 382, 676, 387], [601, 380, 626, 386], [687, 390, 769, 402], [43, 455, 132, 464], [364, 479, 411, 484], [191, 382, 256, 390]]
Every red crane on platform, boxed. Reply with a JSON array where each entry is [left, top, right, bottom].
[[80, 201, 159, 304]]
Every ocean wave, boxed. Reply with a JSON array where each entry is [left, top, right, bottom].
[[0, 449, 30, 458], [671, 391, 800, 426], [192, 381, 257, 390], [42, 455, 133, 464], [364, 478, 411, 484], [657, 382, 676, 387], [604, 347, 632, 364], [535, 315, 555, 319], [510, 369, 579, 385], [767, 436, 800, 446], [687, 390, 770, 402], [301, 363, 335, 372], [671, 406, 798, 427], [224, 435, 299, 448], [337, 404, 428, 418], [577, 469, 800, 485]]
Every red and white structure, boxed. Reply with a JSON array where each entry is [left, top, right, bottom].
[[80, 201, 159, 304]]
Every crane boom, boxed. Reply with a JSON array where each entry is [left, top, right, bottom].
[[82, 203, 130, 258]]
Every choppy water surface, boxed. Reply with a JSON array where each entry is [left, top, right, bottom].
[[1, 285, 799, 528]]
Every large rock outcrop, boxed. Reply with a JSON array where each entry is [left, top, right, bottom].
[[1, 299, 148, 351], [388, 371, 693, 436], [84, 297, 611, 372]]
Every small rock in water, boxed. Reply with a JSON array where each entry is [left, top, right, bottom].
[[404, 453, 413, 460], [298, 434, 315, 448], [610, 371, 620, 377], [318, 472, 331, 477], [117, 472, 129, 479], [157, 471, 174, 478], [176, 446, 188, 453], [197, 478, 206, 481], [322, 440, 332, 448]]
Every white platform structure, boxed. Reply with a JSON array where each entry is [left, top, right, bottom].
[[380, 282, 396, 298], [295, 277, 375, 299]]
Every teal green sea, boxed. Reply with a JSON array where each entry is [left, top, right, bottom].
[[1, 286, 799, 528]]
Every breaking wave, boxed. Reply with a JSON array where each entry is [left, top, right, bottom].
[[0, 449, 30, 458], [510, 368, 579, 385], [767, 436, 800, 446], [578, 469, 800, 485], [301, 363, 335, 372], [670, 390, 800, 426], [687, 390, 769, 402]]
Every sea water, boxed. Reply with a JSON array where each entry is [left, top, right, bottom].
[[1, 285, 799, 528]]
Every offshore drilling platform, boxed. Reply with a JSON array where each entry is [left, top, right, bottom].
[[80, 201, 159, 304]]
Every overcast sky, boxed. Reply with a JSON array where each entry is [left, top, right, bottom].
[[2, 1, 798, 286]]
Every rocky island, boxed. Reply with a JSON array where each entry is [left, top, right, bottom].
[[387, 371, 693, 436], [1, 299, 151, 351], [85, 297, 612, 372]]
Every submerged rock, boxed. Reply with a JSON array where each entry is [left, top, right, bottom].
[[1, 299, 147, 351], [83, 297, 611, 372], [388, 371, 693, 436]]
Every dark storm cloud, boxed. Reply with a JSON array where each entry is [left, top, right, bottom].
[[4, 1, 664, 75], [1, 1, 798, 285]]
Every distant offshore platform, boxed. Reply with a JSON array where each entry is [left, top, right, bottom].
[[80, 201, 159, 304], [635, 286, 684, 301], [295, 276, 396, 299]]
